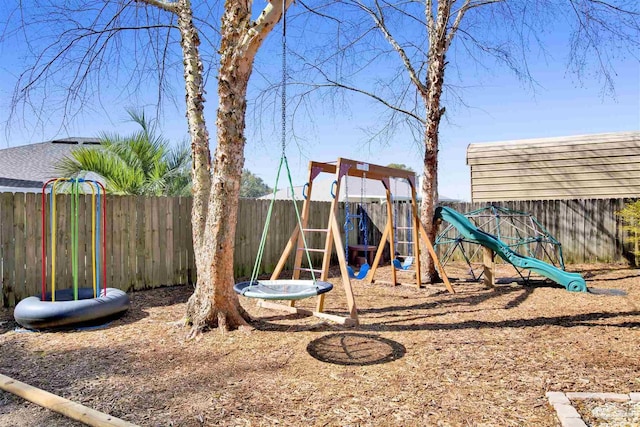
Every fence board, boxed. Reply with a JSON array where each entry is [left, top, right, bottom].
[[54, 194, 71, 292], [0, 195, 3, 307], [24, 194, 41, 298], [1, 194, 15, 306], [113, 197, 125, 290], [75, 195, 88, 289], [13, 193, 26, 303], [181, 197, 190, 284], [117, 196, 128, 289], [125, 196, 136, 290], [160, 197, 172, 286], [584, 199, 597, 261], [234, 198, 247, 278], [158, 197, 169, 286], [182, 197, 195, 284], [144, 197, 154, 287], [172, 197, 182, 285], [135, 197, 146, 290], [618, 198, 633, 261], [152, 197, 162, 287]]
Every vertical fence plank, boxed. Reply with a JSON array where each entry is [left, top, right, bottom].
[[144, 197, 154, 287], [0, 194, 4, 307], [615, 198, 628, 262], [152, 197, 161, 287], [113, 196, 124, 290], [24, 193, 41, 299], [118, 196, 127, 288], [566, 199, 578, 264], [1, 194, 16, 306], [75, 194, 88, 289], [55, 194, 71, 292], [172, 197, 183, 284], [125, 196, 136, 290], [135, 197, 147, 290], [118, 195, 130, 290], [158, 197, 168, 285], [234, 197, 247, 278], [604, 198, 616, 263], [13, 193, 26, 303], [584, 199, 597, 262], [183, 197, 195, 284]]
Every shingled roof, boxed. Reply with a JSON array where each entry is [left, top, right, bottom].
[[0, 137, 101, 192]]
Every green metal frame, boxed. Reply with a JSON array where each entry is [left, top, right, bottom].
[[435, 204, 566, 283]]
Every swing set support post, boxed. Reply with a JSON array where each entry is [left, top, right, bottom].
[[418, 223, 455, 293], [367, 220, 391, 283], [262, 157, 453, 326], [408, 178, 423, 288], [267, 159, 359, 325], [363, 171, 453, 292]]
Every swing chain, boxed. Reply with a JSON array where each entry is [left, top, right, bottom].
[[280, 0, 287, 156], [360, 173, 368, 250], [343, 172, 351, 261], [247, 2, 318, 286]]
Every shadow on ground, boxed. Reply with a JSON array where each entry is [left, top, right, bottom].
[[306, 332, 406, 366]]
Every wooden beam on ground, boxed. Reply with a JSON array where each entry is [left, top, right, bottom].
[[0, 373, 138, 427], [258, 301, 358, 326]]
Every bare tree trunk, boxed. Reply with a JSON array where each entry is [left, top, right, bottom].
[[420, 0, 450, 283], [185, 0, 255, 335], [136, 0, 293, 335]]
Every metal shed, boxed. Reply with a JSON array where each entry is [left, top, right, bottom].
[[466, 131, 640, 201]]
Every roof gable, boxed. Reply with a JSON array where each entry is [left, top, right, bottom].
[[0, 138, 101, 185]]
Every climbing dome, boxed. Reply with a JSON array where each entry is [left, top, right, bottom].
[[435, 205, 565, 281]]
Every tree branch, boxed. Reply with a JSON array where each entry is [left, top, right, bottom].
[[136, 0, 179, 14], [316, 79, 426, 124], [239, 0, 294, 70], [358, 0, 427, 96]]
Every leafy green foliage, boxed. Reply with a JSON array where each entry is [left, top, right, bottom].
[[617, 200, 640, 266], [240, 169, 272, 198], [386, 163, 414, 172], [56, 110, 192, 196]]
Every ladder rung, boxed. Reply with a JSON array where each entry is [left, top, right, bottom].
[[302, 228, 328, 233], [396, 227, 413, 230], [297, 248, 326, 253], [397, 240, 413, 244], [294, 267, 323, 273]]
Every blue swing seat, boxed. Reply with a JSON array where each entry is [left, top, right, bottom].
[[393, 256, 414, 270], [347, 262, 370, 280]]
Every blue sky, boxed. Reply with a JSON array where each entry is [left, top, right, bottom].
[[1, 3, 638, 201]]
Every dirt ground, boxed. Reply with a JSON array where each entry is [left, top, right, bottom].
[[0, 262, 639, 427]]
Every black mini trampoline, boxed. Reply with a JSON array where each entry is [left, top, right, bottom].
[[234, 280, 333, 301]]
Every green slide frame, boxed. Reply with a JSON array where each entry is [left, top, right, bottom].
[[434, 206, 587, 292]]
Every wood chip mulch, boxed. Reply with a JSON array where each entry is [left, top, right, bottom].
[[0, 262, 639, 427]]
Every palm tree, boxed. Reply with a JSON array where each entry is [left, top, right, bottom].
[[57, 110, 191, 196]]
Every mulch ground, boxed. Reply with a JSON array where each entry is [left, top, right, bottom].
[[0, 262, 639, 427]]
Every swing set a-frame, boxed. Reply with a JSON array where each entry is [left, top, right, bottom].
[[259, 157, 455, 326]]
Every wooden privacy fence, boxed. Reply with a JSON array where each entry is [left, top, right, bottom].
[[0, 193, 334, 307], [0, 193, 636, 307], [0, 193, 195, 307]]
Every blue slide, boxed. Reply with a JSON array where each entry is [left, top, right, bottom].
[[434, 206, 587, 292]]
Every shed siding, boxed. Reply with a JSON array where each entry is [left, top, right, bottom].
[[467, 132, 640, 201]]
